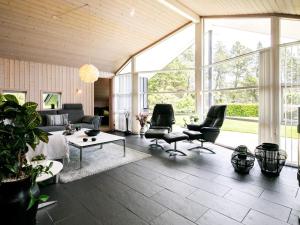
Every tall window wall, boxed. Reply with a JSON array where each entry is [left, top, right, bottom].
[[280, 18, 300, 164], [203, 18, 271, 149], [113, 62, 132, 131], [137, 25, 196, 127]]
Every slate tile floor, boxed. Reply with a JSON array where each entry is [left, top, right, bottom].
[[37, 133, 300, 225]]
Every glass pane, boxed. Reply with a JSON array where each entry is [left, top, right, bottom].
[[42, 93, 61, 109], [141, 70, 195, 93], [136, 24, 195, 72], [280, 18, 300, 44], [2, 91, 26, 105], [204, 18, 270, 65], [280, 43, 300, 164], [203, 53, 259, 91], [204, 89, 259, 149]]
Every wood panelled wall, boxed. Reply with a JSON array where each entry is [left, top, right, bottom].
[[0, 57, 94, 115]]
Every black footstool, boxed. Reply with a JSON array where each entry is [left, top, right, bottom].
[[163, 132, 188, 156], [145, 129, 169, 149], [183, 130, 215, 154]]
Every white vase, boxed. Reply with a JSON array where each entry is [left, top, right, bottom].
[[140, 126, 146, 137]]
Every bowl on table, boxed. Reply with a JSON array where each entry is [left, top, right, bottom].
[[84, 129, 100, 137]]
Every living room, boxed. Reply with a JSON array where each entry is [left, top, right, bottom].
[[1, 1, 300, 225]]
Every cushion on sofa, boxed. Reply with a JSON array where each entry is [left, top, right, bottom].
[[58, 109, 83, 123], [46, 114, 68, 126], [38, 110, 57, 126]]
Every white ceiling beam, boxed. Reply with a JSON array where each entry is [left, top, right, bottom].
[[157, 0, 200, 23]]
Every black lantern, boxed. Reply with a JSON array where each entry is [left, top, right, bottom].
[[255, 143, 287, 176], [231, 145, 255, 174]]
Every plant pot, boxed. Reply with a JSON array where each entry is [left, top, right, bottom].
[[0, 176, 40, 225]]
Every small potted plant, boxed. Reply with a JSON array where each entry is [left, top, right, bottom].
[[0, 94, 52, 225], [136, 112, 149, 137]]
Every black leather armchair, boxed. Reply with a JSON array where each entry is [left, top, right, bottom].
[[184, 105, 226, 153], [148, 104, 175, 132], [145, 104, 175, 149]]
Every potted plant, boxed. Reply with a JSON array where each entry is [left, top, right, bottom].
[[0, 94, 52, 225]]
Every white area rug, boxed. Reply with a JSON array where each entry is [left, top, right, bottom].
[[59, 143, 150, 183]]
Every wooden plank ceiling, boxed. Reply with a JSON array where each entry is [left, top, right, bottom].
[[0, 0, 187, 73], [0, 0, 299, 74], [178, 0, 300, 16]]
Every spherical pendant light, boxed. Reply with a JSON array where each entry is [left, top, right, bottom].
[[79, 64, 99, 83]]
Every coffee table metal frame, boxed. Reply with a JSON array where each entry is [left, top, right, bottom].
[[69, 138, 126, 169]]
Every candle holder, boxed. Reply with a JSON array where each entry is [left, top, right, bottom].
[[231, 145, 255, 174]]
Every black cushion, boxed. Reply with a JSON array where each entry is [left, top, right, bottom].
[[145, 129, 168, 139], [62, 103, 83, 110], [183, 130, 202, 140], [163, 132, 188, 144]]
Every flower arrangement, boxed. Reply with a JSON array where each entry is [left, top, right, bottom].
[[136, 112, 149, 127]]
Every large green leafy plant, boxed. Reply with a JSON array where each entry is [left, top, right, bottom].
[[0, 94, 50, 182]]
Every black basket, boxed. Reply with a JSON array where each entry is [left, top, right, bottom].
[[231, 145, 255, 174], [255, 143, 287, 176]]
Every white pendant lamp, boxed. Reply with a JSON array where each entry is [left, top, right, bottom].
[[79, 64, 99, 83], [79, 3, 99, 83]]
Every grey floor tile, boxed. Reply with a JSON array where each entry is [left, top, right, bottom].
[[225, 189, 291, 221], [213, 175, 264, 197], [243, 210, 289, 225], [177, 165, 218, 180], [135, 158, 189, 180], [182, 175, 231, 196], [107, 166, 164, 197], [151, 189, 208, 222], [91, 173, 131, 199], [36, 209, 53, 225], [124, 163, 162, 181], [54, 210, 100, 225], [152, 174, 197, 197], [196, 209, 243, 225], [188, 189, 249, 221], [116, 189, 167, 223], [150, 210, 196, 225], [104, 210, 149, 225], [261, 190, 300, 211], [288, 214, 299, 225], [76, 188, 126, 223]]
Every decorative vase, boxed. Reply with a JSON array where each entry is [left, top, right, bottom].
[[255, 143, 287, 176], [0, 176, 40, 225], [140, 125, 146, 137], [231, 145, 255, 174]]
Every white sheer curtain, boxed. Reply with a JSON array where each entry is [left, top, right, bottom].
[[279, 43, 300, 164], [113, 73, 132, 131]]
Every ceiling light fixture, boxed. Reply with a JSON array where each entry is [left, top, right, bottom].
[[79, 3, 100, 83]]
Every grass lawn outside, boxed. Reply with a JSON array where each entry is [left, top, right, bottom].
[[175, 115, 298, 139]]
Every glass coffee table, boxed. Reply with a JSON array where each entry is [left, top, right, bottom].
[[51, 129, 126, 169]]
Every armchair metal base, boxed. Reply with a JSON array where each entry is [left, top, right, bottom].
[[188, 141, 216, 154], [165, 142, 187, 157], [149, 139, 165, 150]]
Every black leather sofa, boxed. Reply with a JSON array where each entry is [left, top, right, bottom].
[[38, 103, 101, 132]]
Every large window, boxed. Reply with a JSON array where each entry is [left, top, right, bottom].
[[2, 91, 26, 105], [203, 18, 270, 149], [42, 92, 61, 109], [137, 25, 196, 128]]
